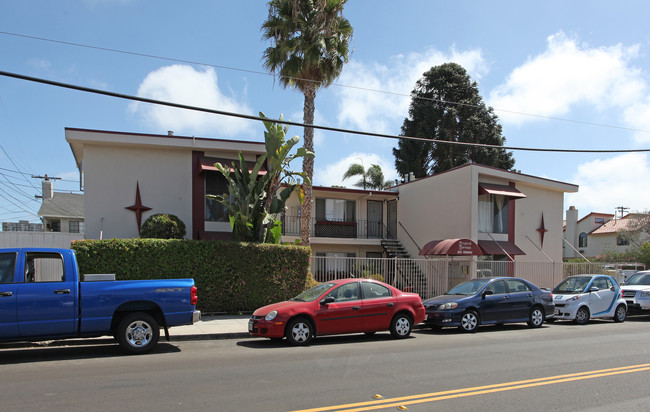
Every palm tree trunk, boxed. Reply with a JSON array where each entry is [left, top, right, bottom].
[[300, 84, 316, 246]]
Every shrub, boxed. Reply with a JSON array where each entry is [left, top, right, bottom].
[[71, 238, 311, 313], [140, 213, 186, 239]]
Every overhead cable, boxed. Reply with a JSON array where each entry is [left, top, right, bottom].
[[1, 69, 650, 154]]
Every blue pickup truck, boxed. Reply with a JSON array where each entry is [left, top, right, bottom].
[[0, 248, 200, 354]]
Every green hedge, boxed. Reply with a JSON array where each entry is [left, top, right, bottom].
[[71, 239, 311, 314]]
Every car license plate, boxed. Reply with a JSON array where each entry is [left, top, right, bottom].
[[248, 320, 253, 332], [555, 309, 560, 315], [424, 314, 428, 321]]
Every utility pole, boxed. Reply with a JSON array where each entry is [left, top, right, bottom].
[[614, 206, 629, 220]]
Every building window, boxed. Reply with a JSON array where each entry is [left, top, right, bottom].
[[478, 194, 509, 234], [47, 219, 61, 232], [578, 232, 588, 248], [69, 221, 84, 234], [617, 234, 630, 246], [205, 171, 229, 222], [315, 198, 356, 222], [595, 217, 605, 224]]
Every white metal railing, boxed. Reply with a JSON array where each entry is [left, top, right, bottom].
[[310, 256, 646, 299]]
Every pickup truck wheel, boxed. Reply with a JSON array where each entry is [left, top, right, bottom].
[[117, 312, 160, 354]]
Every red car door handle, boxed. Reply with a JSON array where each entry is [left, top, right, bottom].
[[386, 303, 394, 307], [352, 306, 360, 310]]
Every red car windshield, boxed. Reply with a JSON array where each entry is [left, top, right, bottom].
[[291, 282, 336, 302]]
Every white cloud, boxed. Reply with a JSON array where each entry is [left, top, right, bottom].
[[130, 65, 254, 137], [489, 31, 644, 126], [335, 47, 488, 133], [315, 152, 399, 188], [565, 153, 650, 215]]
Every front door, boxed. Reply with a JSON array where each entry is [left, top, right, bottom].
[[17, 252, 76, 338], [479, 280, 511, 322], [0, 251, 18, 339], [588, 276, 616, 315], [316, 282, 364, 335], [367, 200, 382, 238], [387, 200, 397, 239]]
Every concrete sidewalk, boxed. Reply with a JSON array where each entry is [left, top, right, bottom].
[[169, 314, 252, 341]]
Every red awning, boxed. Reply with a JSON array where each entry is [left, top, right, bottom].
[[478, 240, 525, 256], [199, 157, 267, 174], [479, 183, 526, 198], [419, 238, 483, 256]]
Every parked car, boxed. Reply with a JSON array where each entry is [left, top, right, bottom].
[[248, 278, 425, 345], [422, 277, 554, 332], [621, 271, 650, 314], [0, 248, 200, 354], [552, 274, 627, 324]]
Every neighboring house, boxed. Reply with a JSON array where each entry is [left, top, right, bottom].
[[38, 192, 85, 234], [284, 164, 578, 264], [2, 221, 42, 232], [564, 208, 648, 258], [66, 128, 266, 240]]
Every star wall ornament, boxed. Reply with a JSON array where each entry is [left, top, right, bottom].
[[537, 214, 548, 248], [125, 182, 151, 234]]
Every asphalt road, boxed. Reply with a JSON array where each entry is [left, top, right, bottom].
[[2, 317, 650, 411]]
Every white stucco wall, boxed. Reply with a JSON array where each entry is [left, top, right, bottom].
[[83, 145, 192, 239]]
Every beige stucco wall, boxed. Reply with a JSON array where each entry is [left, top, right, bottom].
[[510, 182, 565, 262], [83, 144, 192, 239], [396, 166, 474, 258]]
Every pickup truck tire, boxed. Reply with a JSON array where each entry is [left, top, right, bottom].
[[116, 312, 160, 354]]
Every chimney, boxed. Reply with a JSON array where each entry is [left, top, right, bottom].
[[42, 175, 53, 199], [565, 206, 578, 257]]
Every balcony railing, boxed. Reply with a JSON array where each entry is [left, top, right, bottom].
[[282, 215, 387, 239]]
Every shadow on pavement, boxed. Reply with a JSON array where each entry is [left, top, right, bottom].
[[237, 331, 414, 349], [0, 341, 181, 364]]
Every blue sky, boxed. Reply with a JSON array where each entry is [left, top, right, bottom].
[[1, 0, 650, 224]]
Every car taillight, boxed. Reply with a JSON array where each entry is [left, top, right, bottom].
[[191, 285, 198, 305]]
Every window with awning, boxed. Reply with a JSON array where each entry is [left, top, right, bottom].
[[478, 183, 526, 234]]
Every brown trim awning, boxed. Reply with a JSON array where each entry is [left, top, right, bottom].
[[419, 238, 483, 256], [478, 240, 525, 255], [479, 183, 526, 198], [199, 157, 267, 174]]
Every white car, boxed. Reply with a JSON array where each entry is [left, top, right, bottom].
[[551, 274, 627, 325], [621, 271, 650, 313]]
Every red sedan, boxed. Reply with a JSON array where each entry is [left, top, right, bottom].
[[248, 278, 425, 345]]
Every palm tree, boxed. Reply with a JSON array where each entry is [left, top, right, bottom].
[[343, 163, 391, 190], [261, 0, 353, 245]]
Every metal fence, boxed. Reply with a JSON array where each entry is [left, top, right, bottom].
[[310, 256, 646, 300]]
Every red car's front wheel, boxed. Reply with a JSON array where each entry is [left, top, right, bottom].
[[285, 317, 313, 346]]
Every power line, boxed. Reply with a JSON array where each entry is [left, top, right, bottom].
[[1, 30, 647, 134], [1, 69, 649, 154]]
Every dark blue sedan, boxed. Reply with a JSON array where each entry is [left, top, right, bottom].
[[422, 277, 555, 332]]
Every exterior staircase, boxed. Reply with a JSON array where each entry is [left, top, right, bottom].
[[381, 238, 427, 296]]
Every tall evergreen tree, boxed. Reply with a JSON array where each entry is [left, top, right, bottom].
[[262, 0, 353, 245], [394, 63, 515, 178]]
